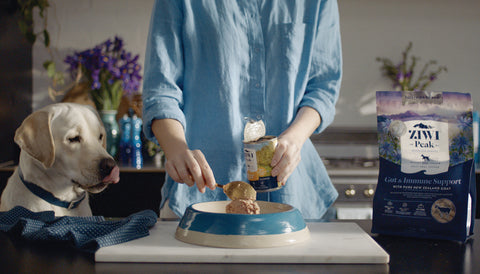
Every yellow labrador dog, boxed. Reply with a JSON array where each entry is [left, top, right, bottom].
[[0, 103, 120, 216]]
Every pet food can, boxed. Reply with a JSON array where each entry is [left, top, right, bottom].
[[243, 136, 282, 192]]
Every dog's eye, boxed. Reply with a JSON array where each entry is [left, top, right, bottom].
[[68, 136, 81, 143], [99, 134, 104, 141]]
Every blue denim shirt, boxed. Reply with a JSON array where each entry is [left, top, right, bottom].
[[143, 0, 342, 219]]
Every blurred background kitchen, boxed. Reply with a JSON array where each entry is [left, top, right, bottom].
[[1, 0, 479, 219]]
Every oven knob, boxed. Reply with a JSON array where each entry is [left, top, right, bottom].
[[363, 187, 375, 198], [345, 186, 356, 198]]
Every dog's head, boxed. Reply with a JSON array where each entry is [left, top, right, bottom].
[[14, 103, 120, 193]]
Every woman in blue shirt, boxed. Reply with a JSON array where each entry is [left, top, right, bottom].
[[143, 0, 342, 219]]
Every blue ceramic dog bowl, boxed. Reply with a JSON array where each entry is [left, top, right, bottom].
[[175, 201, 310, 248]]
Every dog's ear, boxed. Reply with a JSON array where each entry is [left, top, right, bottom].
[[14, 110, 55, 168]]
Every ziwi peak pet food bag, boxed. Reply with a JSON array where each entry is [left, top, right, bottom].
[[372, 91, 476, 242]]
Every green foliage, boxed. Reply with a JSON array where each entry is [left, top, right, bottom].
[[17, 0, 65, 93], [17, 0, 50, 47], [43, 60, 64, 86]]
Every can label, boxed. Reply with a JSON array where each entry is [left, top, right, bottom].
[[243, 136, 282, 192]]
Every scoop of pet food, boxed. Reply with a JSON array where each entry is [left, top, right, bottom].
[[226, 199, 260, 214], [221, 181, 257, 201]]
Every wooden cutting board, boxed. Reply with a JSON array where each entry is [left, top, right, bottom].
[[95, 222, 389, 264]]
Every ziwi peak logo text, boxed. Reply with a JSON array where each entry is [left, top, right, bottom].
[[408, 123, 440, 148], [401, 120, 450, 175]]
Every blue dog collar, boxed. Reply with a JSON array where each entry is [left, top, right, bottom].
[[18, 167, 86, 210]]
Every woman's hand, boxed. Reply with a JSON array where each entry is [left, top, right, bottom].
[[270, 135, 302, 186], [270, 106, 321, 185], [152, 119, 216, 193], [164, 148, 216, 193]]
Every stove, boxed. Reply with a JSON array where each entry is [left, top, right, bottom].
[[322, 157, 379, 220], [312, 128, 380, 220]]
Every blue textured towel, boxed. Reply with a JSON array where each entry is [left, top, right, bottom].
[[0, 206, 157, 253]]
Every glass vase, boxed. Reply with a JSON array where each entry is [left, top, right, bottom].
[[100, 110, 119, 157]]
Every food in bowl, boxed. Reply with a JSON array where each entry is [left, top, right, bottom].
[[226, 198, 260, 214]]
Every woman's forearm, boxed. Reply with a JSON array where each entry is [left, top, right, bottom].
[[279, 106, 321, 144], [151, 118, 188, 159]]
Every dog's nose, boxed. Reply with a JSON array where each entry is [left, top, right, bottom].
[[99, 158, 117, 178]]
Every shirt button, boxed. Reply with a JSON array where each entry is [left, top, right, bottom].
[[255, 83, 261, 88]]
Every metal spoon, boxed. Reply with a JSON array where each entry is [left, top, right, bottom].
[[216, 181, 256, 200]]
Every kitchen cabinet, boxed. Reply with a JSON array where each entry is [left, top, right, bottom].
[[0, 166, 165, 217], [90, 166, 164, 217]]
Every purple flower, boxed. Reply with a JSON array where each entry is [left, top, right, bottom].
[[377, 42, 447, 91], [113, 36, 123, 52], [104, 39, 113, 51], [450, 151, 464, 165], [457, 115, 472, 131], [396, 72, 404, 82], [378, 118, 392, 134], [452, 135, 471, 153], [64, 36, 142, 110], [379, 140, 394, 156]]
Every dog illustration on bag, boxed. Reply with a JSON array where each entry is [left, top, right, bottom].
[[421, 154, 431, 162]]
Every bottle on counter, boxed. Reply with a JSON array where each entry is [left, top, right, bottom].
[[131, 114, 143, 169], [474, 111, 479, 168], [118, 113, 132, 166]]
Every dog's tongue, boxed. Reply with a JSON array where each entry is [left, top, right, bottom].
[[102, 166, 120, 184]]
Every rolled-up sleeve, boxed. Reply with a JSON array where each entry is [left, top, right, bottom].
[[299, 0, 342, 134], [142, 0, 186, 141]]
